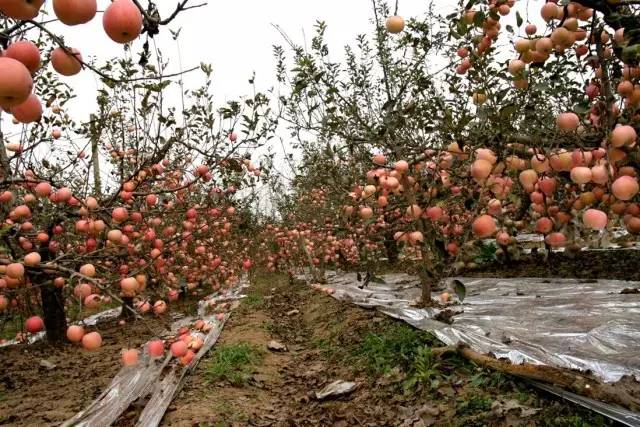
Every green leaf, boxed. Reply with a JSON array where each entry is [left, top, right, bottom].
[[516, 11, 523, 28], [464, 0, 477, 10], [472, 11, 485, 27], [500, 104, 517, 120], [452, 279, 466, 302]]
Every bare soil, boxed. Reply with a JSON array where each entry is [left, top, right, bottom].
[[0, 313, 172, 426], [159, 274, 613, 427], [0, 255, 630, 426]]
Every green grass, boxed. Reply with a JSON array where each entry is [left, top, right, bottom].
[[347, 324, 437, 376], [244, 293, 263, 308], [0, 316, 22, 341], [403, 347, 444, 392], [205, 343, 264, 387], [456, 395, 494, 415]]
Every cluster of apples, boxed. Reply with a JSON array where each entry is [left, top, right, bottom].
[[0, 157, 256, 345], [120, 318, 217, 367], [335, 118, 638, 269], [252, 208, 386, 275], [0, 0, 143, 124]]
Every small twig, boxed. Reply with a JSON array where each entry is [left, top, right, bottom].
[[25, 20, 199, 84], [160, 1, 207, 25]]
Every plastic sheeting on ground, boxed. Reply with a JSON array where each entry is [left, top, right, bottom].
[[0, 307, 122, 348], [497, 228, 640, 253], [316, 272, 640, 384], [307, 272, 640, 425], [62, 280, 249, 427]]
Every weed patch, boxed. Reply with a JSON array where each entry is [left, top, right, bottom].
[[244, 293, 263, 308], [348, 324, 436, 376], [205, 343, 264, 387]]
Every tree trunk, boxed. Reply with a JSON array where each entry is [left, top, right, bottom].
[[40, 282, 67, 342], [36, 239, 66, 342], [498, 243, 511, 264], [0, 121, 12, 179], [299, 236, 325, 283], [120, 296, 136, 320], [89, 113, 103, 197], [383, 230, 399, 264], [419, 269, 433, 306], [91, 134, 102, 197]]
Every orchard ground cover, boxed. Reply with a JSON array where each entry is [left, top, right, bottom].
[[1, 0, 640, 424], [0, 271, 616, 426]]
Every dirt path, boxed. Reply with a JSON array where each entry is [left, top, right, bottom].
[[0, 272, 616, 426], [161, 274, 611, 427]]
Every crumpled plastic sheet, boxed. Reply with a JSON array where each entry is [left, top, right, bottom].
[[314, 380, 358, 400], [317, 272, 640, 384], [62, 281, 249, 427], [0, 307, 122, 348], [304, 271, 640, 424], [135, 312, 229, 427], [491, 228, 640, 253], [528, 381, 640, 427]]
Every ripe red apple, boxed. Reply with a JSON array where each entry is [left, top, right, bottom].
[[153, 300, 167, 314], [122, 348, 139, 366], [74, 283, 92, 299], [556, 112, 579, 131], [66, 325, 85, 342], [53, 0, 97, 25], [50, 47, 83, 76], [0, 0, 45, 19], [25, 316, 44, 333], [24, 252, 41, 266], [6, 263, 25, 279], [472, 215, 496, 238], [4, 40, 41, 73], [103, 0, 143, 43], [170, 340, 188, 358], [0, 57, 33, 108], [583, 209, 607, 230], [612, 176, 639, 201], [148, 339, 165, 357], [82, 331, 102, 350], [385, 15, 405, 33]]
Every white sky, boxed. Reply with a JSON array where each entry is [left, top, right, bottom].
[[3, 0, 549, 199], [38, 0, 456, 119], [3, 0, 553, 128]]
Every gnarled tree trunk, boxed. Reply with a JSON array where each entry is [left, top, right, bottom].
[[40, 282, 67, 342], [120, 297, 136, 320], [37, 247, 67, 342]]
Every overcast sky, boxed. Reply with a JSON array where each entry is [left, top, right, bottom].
[[36, 0, 457, 119], [3, 0, 547, 202], [3, 0, 551, 128]]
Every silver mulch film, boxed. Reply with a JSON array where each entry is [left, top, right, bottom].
[[312, 272, 640, 424], [0, 307, 122, 348], [320, 272, 640, 384], [62, 280, 249, 427]]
